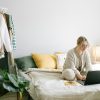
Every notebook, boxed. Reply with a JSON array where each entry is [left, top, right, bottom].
[[84, 71, 100, 85]]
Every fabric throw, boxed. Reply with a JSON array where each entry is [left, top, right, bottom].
[[4, 14, 16, 50]]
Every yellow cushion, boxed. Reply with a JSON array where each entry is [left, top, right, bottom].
[[32, 53, 56, 69]]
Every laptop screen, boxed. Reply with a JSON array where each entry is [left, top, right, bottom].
[[84, 71, 100, 85]]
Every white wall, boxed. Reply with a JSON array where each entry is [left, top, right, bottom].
[[0, 0, 100, 57]]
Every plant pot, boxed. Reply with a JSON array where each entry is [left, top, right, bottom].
[[17, 92, 23, 100]]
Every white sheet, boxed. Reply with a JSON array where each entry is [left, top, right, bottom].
[[25, 70, 100, 100]]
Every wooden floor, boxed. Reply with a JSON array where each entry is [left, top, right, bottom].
[[0, 92, 33, 100]]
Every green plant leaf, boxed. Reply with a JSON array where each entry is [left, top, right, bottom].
[[0, 75, 3, 81], [0, 70, 9, 81], [18, 76, 29, 92], [0, 70, 29, 93], [8, 74, 19, 88], [3, 83, 18, 92]]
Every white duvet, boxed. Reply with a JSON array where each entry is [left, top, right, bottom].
[[21, 69, 100, 100]]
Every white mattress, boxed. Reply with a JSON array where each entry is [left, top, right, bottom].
[[22, 69, 100, 100]]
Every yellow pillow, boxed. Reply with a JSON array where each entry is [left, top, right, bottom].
[[32, 53, 56, 69]]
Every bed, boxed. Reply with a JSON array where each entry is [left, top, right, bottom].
[[19, 68, 100, 100]]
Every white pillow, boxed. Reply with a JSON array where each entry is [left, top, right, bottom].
[[55, 53, 66, 70]]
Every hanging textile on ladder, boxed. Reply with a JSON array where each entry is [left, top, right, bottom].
[[0, 14, 12, 55], [4, 13, 16, 50], [0, 8, 17, 74]]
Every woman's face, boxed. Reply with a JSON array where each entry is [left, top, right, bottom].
[[78, 41, 88, 51]]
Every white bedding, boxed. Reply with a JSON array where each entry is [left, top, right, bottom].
[[21, 69, 100, 100]]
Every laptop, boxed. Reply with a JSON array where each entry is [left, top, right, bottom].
[[84, 71, 100, 85]]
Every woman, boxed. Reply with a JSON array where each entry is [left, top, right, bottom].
[[63, 36, 92, 80]]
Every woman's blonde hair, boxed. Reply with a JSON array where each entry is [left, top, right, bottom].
[[77, 36, 88, 45]]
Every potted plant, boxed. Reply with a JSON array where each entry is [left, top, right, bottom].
[[0, 70, 29, 100]]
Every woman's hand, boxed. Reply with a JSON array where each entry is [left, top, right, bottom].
[[81, 75, 86, 80], [76, 74, 86, 80]]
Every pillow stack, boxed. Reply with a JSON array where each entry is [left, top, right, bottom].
[[15, 52, 67, 71]]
